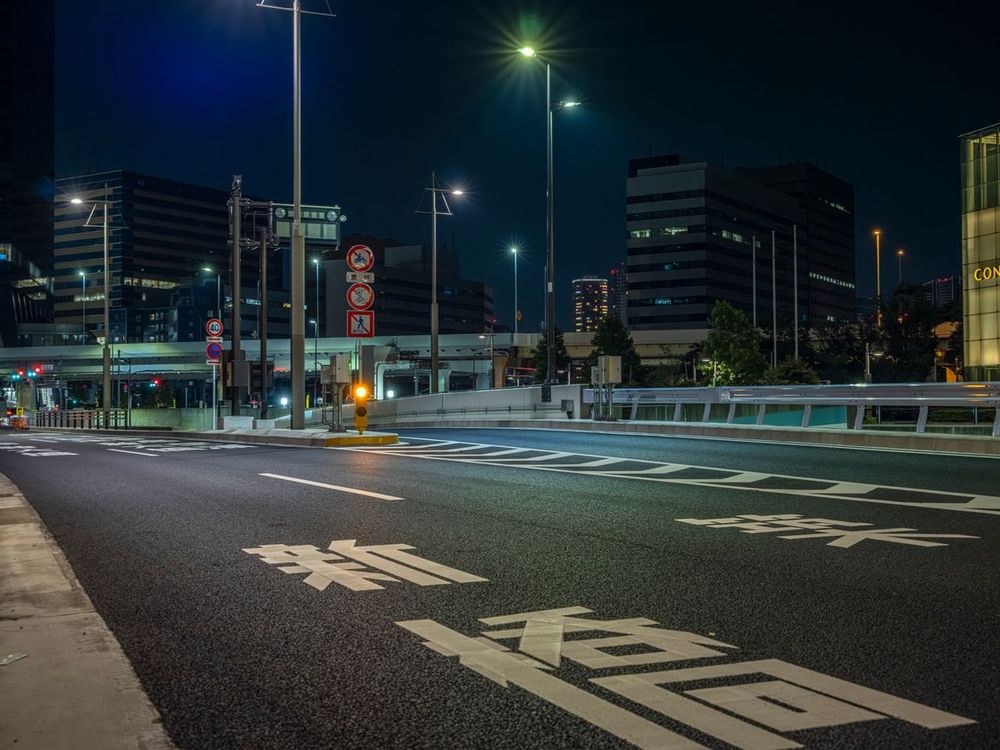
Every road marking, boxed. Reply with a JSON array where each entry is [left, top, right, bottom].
[[399, 605, 974, 750], [107, 448, 159, 457], [676, 514, 978, 549], [244, 539, 487, 591], [345, 440, 1000, 517], [259, 472, 402, 500]]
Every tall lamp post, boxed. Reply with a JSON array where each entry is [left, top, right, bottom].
[[897, 248, 905, 286], [258, 0, 334, 429], [517, 46, 579, 384], [70, 191, 111, 413], [510, 246, 519, 334], [202, 266, 221, 427], [79, 271, 86, 341], [873, 229, 883, 328], [312, 257, 320, 404], [419, 174, 463, 394]]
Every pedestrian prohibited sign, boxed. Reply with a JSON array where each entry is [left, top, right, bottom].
[[347, 282, 374, 310], [346, 244, 374, 273], [347, 310, 375, 337], [205, 318, 223, 336]]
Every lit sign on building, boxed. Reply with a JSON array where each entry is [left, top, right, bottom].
[[971, 265, 1000, 282]]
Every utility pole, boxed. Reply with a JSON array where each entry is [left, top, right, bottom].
[[229, 176, 244, 416], [792, 224, 798, 361], [771, 230, 777, 367], [259, 225, 269, 419], [752, 236, 757, 328]]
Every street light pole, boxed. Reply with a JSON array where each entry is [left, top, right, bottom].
[[289, 0, 306, 428], [511, 246, 519, 334], [874, 229, 882, 328], [430, 173, 439, 394], [314, 258, 320, 406], [101, 186, 111, 413], [897, 248, 904, 286], [79, 271, 86, 341], [545, 61, 555, 384]]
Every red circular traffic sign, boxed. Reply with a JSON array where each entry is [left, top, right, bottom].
[[206, 318, 223, 336], [346, 282, 375, 310], [206, 342, 223, 359], [346, 244, 374, 273]]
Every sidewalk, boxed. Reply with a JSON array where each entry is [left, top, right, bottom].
[[0, 473, 174, 749]]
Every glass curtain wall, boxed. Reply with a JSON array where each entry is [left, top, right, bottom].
[[961, 125, 1000, 381]]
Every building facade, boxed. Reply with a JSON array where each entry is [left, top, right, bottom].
[[325, 235, 494, 338], [0, 0, 55, 347], [922, 275, 961, 309], [608, 260, 627, 320], [572, 277, 609, 332], [625, 155, 855, 333], [961, 123, 1000, 381]]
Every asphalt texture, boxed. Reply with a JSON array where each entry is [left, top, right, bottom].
[[1, 426, 998, 749]]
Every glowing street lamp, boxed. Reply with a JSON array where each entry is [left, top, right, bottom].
[[510, 246, 519, 334]]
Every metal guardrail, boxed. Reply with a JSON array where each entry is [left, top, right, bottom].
[[34, 409, 130, 430], [584, 383, 1000, 436]]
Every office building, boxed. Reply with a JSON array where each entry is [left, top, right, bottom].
[[572, 277, 609, 332], [608, 260, 627, 320], [53, 171, 344, 344], [922, 275, 960, 309], [625, 155, 856, 332], [961, 123, 1000, 381], [0, 0, 55, 347], [740, 163, 856, 322], [325, 235, 493, 337]]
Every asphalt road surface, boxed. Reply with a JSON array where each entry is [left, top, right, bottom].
[[1, 426, 998, 749]]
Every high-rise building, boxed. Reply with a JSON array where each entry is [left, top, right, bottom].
[[961, 123, 1000, 381], [0, 0, 55, 346], [608, 260, 627, 320], [740, 163, 856, 322], [325, 235, 494, 337], [922, 275, 960, 309], [572, 276, 609, 332], [52, 171, 349, 344], [625, 155, 856, 333]]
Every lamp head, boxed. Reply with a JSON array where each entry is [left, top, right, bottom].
[[70, 197, 83, 205], [517, 46, 536, 58]]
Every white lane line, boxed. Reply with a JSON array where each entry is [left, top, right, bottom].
[[259, 473, 402, 500], [107, 448, 159, 457]]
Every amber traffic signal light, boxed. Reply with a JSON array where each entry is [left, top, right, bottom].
[[353, 384, 369, 435]]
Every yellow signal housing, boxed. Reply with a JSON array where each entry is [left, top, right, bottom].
[[353, 384, 369, 434]]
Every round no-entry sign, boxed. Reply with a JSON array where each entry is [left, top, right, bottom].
[[206, 318, 223, 336], [346, 245, 374, 273]]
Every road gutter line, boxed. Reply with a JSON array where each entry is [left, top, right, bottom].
[[259, 472, 403, 500]]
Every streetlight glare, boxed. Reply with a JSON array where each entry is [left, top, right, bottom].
[[78, 270, 86, 277], [560, 100, 581, 108], [70, 197, 83, 205], [451, 189, 464, 196], [510, 246, 518, 254], [517, 46, 536, 57], [202, 266, 213, 273], [354, 385, 368, 399]]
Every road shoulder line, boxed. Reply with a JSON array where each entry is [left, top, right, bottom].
[[0, 472, 175, 750]]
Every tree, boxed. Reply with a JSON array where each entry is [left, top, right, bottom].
[[812, 319, 872, 383], [531, 327, 571, 383], [585, 315, 643, 385], [702, 301, 767, 385], [762, 358, 821, 385], [873, 284, 940, 382]]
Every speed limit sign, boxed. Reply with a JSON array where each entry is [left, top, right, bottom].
[[206, 318, 223, 336]]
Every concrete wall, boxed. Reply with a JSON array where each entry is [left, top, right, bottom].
[[353, 385, 584, 426]]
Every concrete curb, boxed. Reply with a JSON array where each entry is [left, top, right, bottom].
[[22, 427, 399, 449], [377, 418, 1000, 456], [0, 473, 175, 750]]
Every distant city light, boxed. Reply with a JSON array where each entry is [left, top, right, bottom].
[[280, 396, 289, 407]]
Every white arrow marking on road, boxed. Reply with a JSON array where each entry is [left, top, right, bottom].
[[107, 448, 159, 457], [260, 473, 402, 501]]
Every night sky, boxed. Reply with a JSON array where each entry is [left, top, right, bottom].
[[56, 1, 998, 330]]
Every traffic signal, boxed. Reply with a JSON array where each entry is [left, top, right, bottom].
[[12, 369, 23, 381], [32, 365, 42, 376], [353, 384, 369, 435], [149, 378, 161, 388]]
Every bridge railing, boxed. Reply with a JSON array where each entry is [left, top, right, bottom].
[[584, 383, 1000, 437], [33, 409, 130, 430]]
